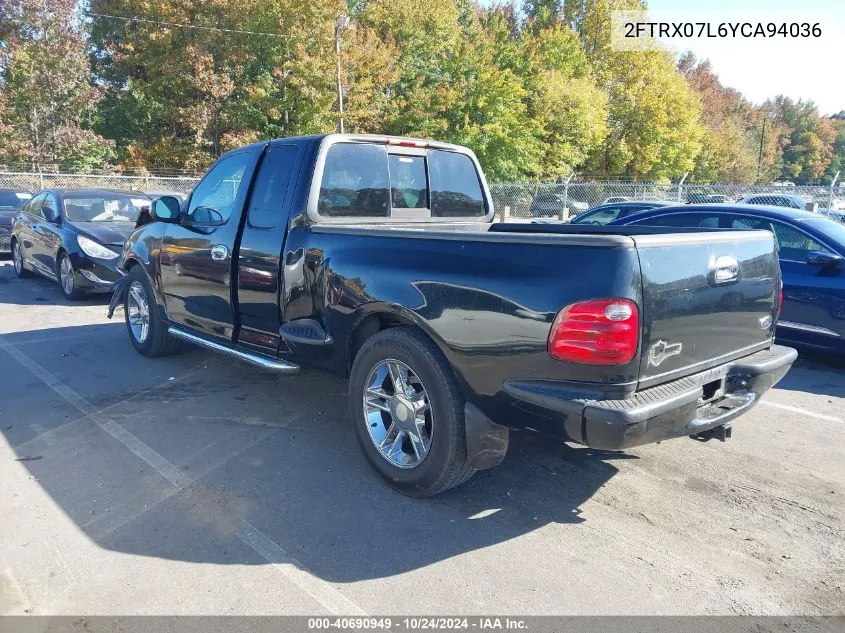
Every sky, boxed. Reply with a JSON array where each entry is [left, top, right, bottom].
[[645, 0, 844, 115]]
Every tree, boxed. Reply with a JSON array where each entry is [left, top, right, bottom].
[[0, 0, 113, 170], [764, 96, 836, 184], [358, 0, 545, 180], [824, 117, 845, 184], [90, 0, 344, 171], [567, 0, 703, 180], [678, 53, 758, 183], [510, 14, 608, 178]]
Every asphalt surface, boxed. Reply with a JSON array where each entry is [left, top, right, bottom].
[[0, 259, 843, 616]]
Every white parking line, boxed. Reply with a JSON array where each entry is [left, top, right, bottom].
[[238, 521, 366, 615], [0, 334, 366, 615], [760, 399, 842, 423]]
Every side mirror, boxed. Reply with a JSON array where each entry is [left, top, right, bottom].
[[42, 206, 59, 224], [806, 251, 842, 268], [151, 196, 181, 223]]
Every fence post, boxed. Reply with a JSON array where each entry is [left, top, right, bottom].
[[829, 171, 840, 211], [559, 172, 575, 221], [677, 172, 689, 202], [502, 206, 510, 223]]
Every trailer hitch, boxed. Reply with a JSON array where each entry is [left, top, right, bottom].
[[690, 424, 732, 442]]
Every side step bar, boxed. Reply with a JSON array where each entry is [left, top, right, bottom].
[[168, 327, 300, 373]]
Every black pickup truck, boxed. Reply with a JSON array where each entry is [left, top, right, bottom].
[[108, 134, 796, 496]]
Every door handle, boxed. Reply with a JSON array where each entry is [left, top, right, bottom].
[[210, 244, 229, 261], [709, 255, 739, 285]]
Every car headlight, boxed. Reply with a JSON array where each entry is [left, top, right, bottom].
[[77, 235, 119, 260]]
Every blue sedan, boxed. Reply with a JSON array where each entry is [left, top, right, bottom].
[[610, 204, 845, 354]]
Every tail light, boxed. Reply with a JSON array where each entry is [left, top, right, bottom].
[[547, 298, 639, 365], [777, 281, 783, 317]]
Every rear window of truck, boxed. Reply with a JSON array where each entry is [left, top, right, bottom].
[[317, 143, 485, 219]]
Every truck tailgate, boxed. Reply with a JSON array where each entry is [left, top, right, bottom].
[[633, 230, 779, 389]]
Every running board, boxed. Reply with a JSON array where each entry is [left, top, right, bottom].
[[168, 327, 300, 373]]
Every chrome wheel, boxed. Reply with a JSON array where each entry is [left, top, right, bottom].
[[364, 359, 433, 469], [127, 280, 150, 343], [60, 256, 74, 295], [12, 242, 23, 274]]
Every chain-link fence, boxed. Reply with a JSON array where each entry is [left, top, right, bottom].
[[488, 181, 845, 222], [3, 170, 844, 222], [0, 171, 198, 196]]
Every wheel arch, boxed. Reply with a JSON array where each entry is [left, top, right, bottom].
[[344, 304, 469, 397]]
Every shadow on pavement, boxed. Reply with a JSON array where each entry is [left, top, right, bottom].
[[776, 349, 845, 398], [0, 262, 110, 307], [1, 321, 632, 583]]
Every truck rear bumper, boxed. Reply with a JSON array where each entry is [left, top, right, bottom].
[[503, 345, 797, 451]]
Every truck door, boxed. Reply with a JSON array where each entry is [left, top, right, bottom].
[[235, 143, 303, 353], [160, 149, 260, 341]]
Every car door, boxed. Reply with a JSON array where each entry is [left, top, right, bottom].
[[771, 221, 845, 345], [160, 149, 261, 341], [36, 193, 64, 273], [727, 213, 845, 345], [16, 193, 51, 276]]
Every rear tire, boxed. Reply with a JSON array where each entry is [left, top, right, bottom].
[[124, 266, 180, 357], [349, 327, 476, 497], [11, 239, 32, 278]]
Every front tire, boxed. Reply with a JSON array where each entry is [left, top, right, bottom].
[[12, 239, 32, 278], [57, 252, 83, 300], [349, 327, 476, 497], [124, 266, 180, 357]]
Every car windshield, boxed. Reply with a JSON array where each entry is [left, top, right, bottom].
[[800, 217, 845, 249], [62, 195, 149, 222], [0, 191, 31, 210]]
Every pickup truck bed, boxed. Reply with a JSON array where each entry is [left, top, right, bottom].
[[108, 133, 796, 496]]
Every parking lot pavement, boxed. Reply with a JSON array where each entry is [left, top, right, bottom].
[[1, 260, 843, 616]]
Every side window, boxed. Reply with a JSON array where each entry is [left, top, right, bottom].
[[26, 193, 46, 217], [728, 216, 772, 231], [634, 213, 722, 228], [188, 152, 251, 225], [248, 145, 300, 229], [318, 143, 389, 217], [428, 150, 485, 217], [770, 222, 831, 259], [580, 207, 623, 224], [389, 154, 428, 210]]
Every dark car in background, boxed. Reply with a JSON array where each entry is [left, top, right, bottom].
[[569, 200, 677, 225], [738, 193, 809, 210], [687, 192, 732, 204], [0, 188, 33, 255], [611, 204, 845, 354], [11, 188, 151, 299], [527, 193, 588, 219]]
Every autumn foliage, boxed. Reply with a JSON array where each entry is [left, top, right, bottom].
[[0, 0, 842, 183]]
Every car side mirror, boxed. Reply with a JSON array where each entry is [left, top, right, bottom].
[[42, 206, 59, 224], [151, 196, 181, 223], [806, 251, 842, 268]]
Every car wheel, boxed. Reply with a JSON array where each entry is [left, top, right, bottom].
[[57, 252, 83, 300], [349, 326, 476, 497], [12, 239, 31, 278], [124, 266, 180, 357]]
